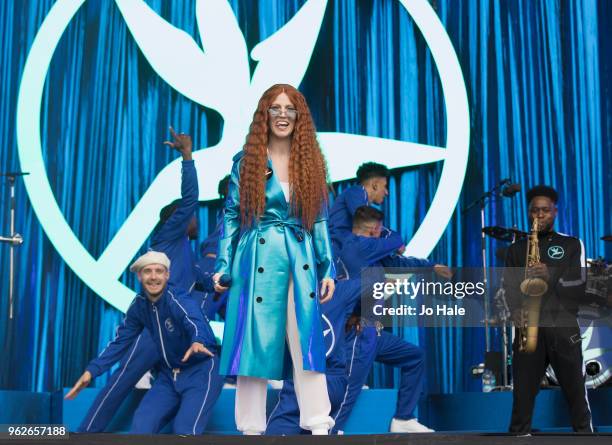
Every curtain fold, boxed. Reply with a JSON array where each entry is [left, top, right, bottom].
[[0, 0, 609, 394]]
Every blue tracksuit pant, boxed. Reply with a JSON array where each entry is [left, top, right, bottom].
[[331, 327, 425, 433], [77, 329, 160, 432], [131, 356, 224, 435], [78, 329, 224, 434]]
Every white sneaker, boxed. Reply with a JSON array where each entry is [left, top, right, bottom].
[[390, 418, 434, 433], [310, 422, 330, 435], [311, 428, 328, 435]]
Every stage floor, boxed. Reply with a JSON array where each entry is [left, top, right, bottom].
[[2, 388, 612, 436], [5, 433, 612, 445]]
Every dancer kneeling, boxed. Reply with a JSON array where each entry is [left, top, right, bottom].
[[66, 251, 218, 435]]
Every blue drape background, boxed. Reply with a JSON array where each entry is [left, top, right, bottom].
[[0, 0, 610, 394]]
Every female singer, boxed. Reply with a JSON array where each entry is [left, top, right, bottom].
[[213, 84, 335, 435]]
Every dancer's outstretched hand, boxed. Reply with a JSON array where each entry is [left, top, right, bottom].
[[164, 126, 193, 160], [182, 342, 214, 362], [65, 371, 92, 400], [433, 264, 453, 280]]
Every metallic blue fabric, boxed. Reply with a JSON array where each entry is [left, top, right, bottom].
[[215, 153, 335, 379]]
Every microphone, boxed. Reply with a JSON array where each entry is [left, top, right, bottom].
[[501, 183, 521, 197], [0, 171, 30, 177], [219, 274, 232, 288]]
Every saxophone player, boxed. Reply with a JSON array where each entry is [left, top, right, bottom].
[[504, 185, 592, 434]]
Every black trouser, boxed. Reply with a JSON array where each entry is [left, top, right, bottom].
[[509, 325, 593, 433]]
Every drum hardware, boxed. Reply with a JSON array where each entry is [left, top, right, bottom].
[[546, 313, 612, 389], [585, 257, 611, 311], [492, 282, 511, 387], [546, 250, 611, 389]]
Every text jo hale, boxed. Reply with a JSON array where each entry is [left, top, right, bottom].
[[373, 304, 466, 316]]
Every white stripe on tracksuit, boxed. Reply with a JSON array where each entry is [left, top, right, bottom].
[[333, 334, 359, 425], [192, 357, 216, 435], [85, 334, 143, 431], [169, 290, 200, 337]]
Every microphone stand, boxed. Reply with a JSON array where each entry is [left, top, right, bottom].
[[1, 172, 28, 319], [463, 179, 513, 353], [493, 278, 511, 388], [505, 197, 521, 388]]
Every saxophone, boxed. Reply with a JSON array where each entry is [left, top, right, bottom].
[[518, 219, 548, 353]]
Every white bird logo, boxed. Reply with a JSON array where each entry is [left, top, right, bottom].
[[17, 0, 469, 312], [547, 246, 564, 259]]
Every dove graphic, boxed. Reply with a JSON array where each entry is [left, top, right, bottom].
[[17, 0, 469, 312]]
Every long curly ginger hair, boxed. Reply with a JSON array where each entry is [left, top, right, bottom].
[[239, 84, 329, 230]]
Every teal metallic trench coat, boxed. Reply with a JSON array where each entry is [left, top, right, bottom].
[[215, 151, 335, 380]]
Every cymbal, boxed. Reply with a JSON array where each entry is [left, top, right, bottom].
[[483, 226, 528, 242], [602, 235, 612, 242]]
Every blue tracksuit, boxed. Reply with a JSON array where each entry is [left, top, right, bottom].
[[151, 160, 202, 293], [78, 160, 219, 433], [196, 255, 228, 321], [196, 222, 228, 321], [339, 229, 433, 277], [329, 185, 368, 252], [85, 286, 221, 435], [78, 328, 161, 432], [265, 279, 362, 435], [332, 327, 426, 432], [330, 232, 432, 432]]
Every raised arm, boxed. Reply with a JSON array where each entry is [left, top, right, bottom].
[[151, 128, 198, 243]]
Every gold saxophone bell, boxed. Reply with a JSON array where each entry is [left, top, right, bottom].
[[519, 277, 548, 297], [518, 219, 548, 353]]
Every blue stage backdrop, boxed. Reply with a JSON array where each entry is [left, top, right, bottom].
[[0, 0, 610, 394]]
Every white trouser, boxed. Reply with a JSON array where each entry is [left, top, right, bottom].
[[235, 277, 333, 434]]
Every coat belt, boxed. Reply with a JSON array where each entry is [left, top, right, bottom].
[[258, 219, 306, 242]]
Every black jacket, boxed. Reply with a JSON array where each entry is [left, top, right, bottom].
[[504, 231, 586, 326]]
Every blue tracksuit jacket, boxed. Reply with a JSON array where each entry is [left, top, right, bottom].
[[150, 160, 204, 293], [329, 185, 368, 251], [86, 286, 216, 377]]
